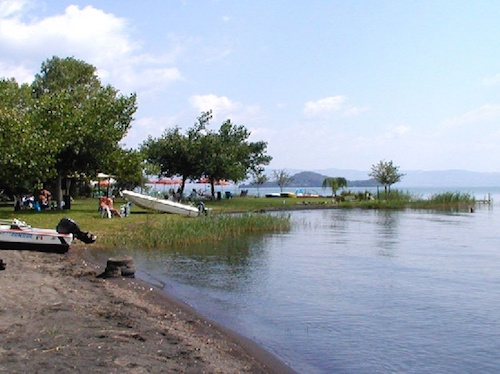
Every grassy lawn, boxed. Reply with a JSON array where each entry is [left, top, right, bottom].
[[0, 191, 476, 250], [0, 197, 294, 249]]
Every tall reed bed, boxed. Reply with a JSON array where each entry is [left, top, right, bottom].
[[100, 212, 291, 249], [356, 190, 475, 210], [417, 192, 475, 210]]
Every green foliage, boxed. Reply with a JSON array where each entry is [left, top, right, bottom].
[[142, 112, 213, 195], [31, 56, 137, 178], [322, 177, 347, 196], [0, 78, 55, 194], [199, 118, 272, 196], [0, 56, 138, 200], [110, 148, 146, 190], [369, 160, 405, 194], [142, 111, 272, 198]]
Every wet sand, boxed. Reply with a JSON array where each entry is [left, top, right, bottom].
[[0, 246, 295, 373]]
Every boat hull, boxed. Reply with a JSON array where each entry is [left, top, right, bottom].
[[122, 190, 200, 217], [0, 227, 72, 254]]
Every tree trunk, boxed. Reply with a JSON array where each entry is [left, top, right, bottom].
[[56, 173, 63, 210], [210, 179, 215, 199]]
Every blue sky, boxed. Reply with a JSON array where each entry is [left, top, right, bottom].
[[2, 1, 500, 172]]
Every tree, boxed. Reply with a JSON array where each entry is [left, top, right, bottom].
[[250, 167, 268, 197], [369, 160, 405, 195], [322, 177, 347, 197], [0, 78, 54, 196], [200, 119, 272, 197], [272, 169, 292, 192], [141, 112, 272, 199], [31, 56, 137, 207], [141, 111, 211, 197]]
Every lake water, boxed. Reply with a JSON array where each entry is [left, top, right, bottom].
[[93, 189, 500, 373]]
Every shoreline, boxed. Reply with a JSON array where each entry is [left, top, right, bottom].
[[82, 247, 296, 374], [0, 245, 295, 373]]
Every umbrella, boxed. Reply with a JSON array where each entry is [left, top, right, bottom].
[[149, 178, 181, 185]]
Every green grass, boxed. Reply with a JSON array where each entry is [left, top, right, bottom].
[[0, 190, 478, 250], [0, 197, 291, 250]]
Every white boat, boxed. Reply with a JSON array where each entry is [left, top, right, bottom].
[[0, 218, 96, 254], [122, 190, 201, 217]]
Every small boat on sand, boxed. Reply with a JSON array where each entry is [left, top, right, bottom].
[[122, 190, 201, 217], [0, 218, 96, 254]]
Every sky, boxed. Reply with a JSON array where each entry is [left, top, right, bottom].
[[2, 0, 500, 173]]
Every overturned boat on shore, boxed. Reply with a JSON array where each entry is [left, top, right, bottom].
[[121, 190, 201, 217], [0, 218, 96, 254]]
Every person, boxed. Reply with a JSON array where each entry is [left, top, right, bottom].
[[189, 189, 198, 201], [38, 189, 51, 210], [99, 196, 121, 218], [106, 197, 122, 217]]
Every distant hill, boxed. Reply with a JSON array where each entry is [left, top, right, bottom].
[[313, 168, 500, 188], [241, 171, 376, 188], [242, 168, 500, 189]]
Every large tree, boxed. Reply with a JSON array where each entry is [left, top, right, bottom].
[[199, 118, 272, 198], [143, 112, 272, 199], [369, 160, 405, 195], [31, 56, 137, 207], [142, 111, 211, 197], [0, 78, 57, 197]]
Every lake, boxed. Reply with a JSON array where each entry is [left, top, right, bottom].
[[93, 189, 500, 373]]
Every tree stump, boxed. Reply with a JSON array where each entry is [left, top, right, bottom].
[[98, 256, 135, 278]]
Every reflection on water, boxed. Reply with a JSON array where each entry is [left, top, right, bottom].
[[90, 206, 500, 373]]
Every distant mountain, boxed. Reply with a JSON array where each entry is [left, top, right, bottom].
[[397, 170, 500, 188], [251, 168, 500, 188], [289, 171, 326, 187], [315, 168, 500, 188], [241, 171, 376, 188]]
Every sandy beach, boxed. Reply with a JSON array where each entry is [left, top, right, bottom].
[[0, 245, 294, 373]]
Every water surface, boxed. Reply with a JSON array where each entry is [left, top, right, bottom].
[[93, 204, 500, 373]]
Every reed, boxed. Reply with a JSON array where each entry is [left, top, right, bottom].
[[413, 192, 475, 210], [428, 191, 475, 204], [109, 212, 291, 249]]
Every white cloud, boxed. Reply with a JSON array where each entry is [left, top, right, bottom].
[[442, 104, 500, 129], [189, 94, 264, 124], [0, 0, 29, 18], [303, 95, 367, 118], [482, 73, 500, 87], [303, 95, 346, 116], [190, 94, 240, 116], [0, 60, 32, 83], [0, 2, 182, 93]]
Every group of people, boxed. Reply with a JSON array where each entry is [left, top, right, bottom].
[[14, 189, 56, 211]]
